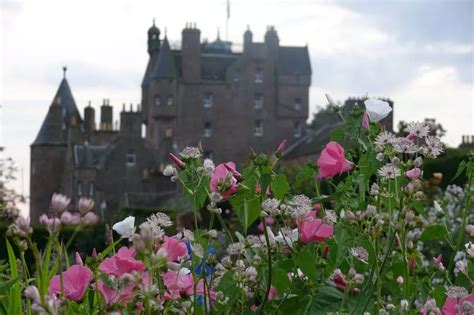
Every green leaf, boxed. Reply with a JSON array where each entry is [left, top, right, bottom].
[[420, 225, 448, 241], [412, 200, 428, 218], [296, 250, 317, 282], [0, 277, 18, 293], [6, 239, 22, 315], [271, 174, 290, 200], [330, 127, 345, 142], [272, 267, 291, 294], [451, 160, 466, 182]]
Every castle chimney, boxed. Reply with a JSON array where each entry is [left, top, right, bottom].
[[84, 101, 96, 134], [181, 23, 201, 82], [100, 99, 113, 131]]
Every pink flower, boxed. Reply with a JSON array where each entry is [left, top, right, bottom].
[[49, 255, 93, 301], [160, 236, 187, 262], [97, 280, 136, 305], [163, 270, 194, 297], [276, 139, 288, 154], [99, 247, 145, 276], [196, 279, 217, 301], [223, 162, 241, 179], [432, 254, 445, 271], [267, 287, 278, 300], [317, 142, 352, 179], [250, 304, 258, 312], [299, 219, 334, 244], [442, 294, 474, 315], [362, 112, 369, 129], [210, 163, 238, 198], [406, 167, 422, 180], [169, 153, 186, 169], [98, 272, 150, 305], [60, 211, 81, 225], [396, 276, 404, 284], [333, 270, 346, 291], [82, 212, 100, 225], [257, 217, 275, 232]]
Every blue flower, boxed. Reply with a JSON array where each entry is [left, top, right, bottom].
[[195, 262, 214, 277]]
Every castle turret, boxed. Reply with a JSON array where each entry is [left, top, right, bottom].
[[142, 20, 161, 123], [243, 26, 253, 55], [264, 25, 279, 55], [181, 23, 201, 82], [30, 67, 83, 222]]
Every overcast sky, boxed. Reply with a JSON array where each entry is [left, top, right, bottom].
[[1, 0, 473, 216]]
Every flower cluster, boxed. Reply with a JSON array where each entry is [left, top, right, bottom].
[[3, 101, 473, 314]]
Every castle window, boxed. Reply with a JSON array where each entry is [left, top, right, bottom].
[[293, 121, 302, 138], [203, 93, 213, 108], [77, 181, 83, 197], [88, 181, 95, 196], [255, 68, 263, 83], [167, 95, 174, 106], [255, 94, 263, 109], [232, 71, 240, 82], [126, 150, 136, 166], [255, 120, 263, 137], [154, 95, 161, 106], [204, 122, 212, 138], [294, 98, 302, 111]]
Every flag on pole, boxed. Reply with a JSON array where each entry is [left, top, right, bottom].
[[227, 0, 230, 19]]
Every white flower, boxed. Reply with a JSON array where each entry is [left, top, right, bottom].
[[377, 163, 401, 180], [50, 193, 71, 213], [112, 216, 136, 239], [466, 224, 474, 237], [408, 121, 430, 138], [433, 200, 443, 213], [465, 242, 474, 257], [163, 165, 177, 176], [364, 98, 392, 122], [454, 259, 468, 274], [203, 159, 215, 175]]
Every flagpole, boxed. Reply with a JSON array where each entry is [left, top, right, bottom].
[[226, 0, 230, 41]]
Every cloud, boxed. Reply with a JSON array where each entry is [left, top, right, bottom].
[[391, 65, 474, 146]]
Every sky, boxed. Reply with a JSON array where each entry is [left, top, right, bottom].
[[0, 0, 473, 217]]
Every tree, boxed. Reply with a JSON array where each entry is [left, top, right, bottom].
[[0, 146, 23, 222]]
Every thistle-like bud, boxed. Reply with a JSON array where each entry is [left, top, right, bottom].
[[169, 153, 186, 169]]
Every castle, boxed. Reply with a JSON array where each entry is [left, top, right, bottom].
[[30, 22, 312, 222]]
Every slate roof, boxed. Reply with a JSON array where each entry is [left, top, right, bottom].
[[74, 144, 109, 169], [151, 37, 177, 79], [143, 37, 311, 83], [33, 78, 83, 145], [277, 46, 311, 76], [201, 54, 239, 81]]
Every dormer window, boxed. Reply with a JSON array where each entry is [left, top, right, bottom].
[[203, 93, 213, 108], [204, 122, 212, 138], [293, 121, 302, 138], [127, 150, 136, 166], [294, 98, 302, 111], [154, 95, 161, 106], [255, 68, 263, 83], [255, 94, 264, 109], [167, 95, 174, 106], [255, 120, 263, 137]]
